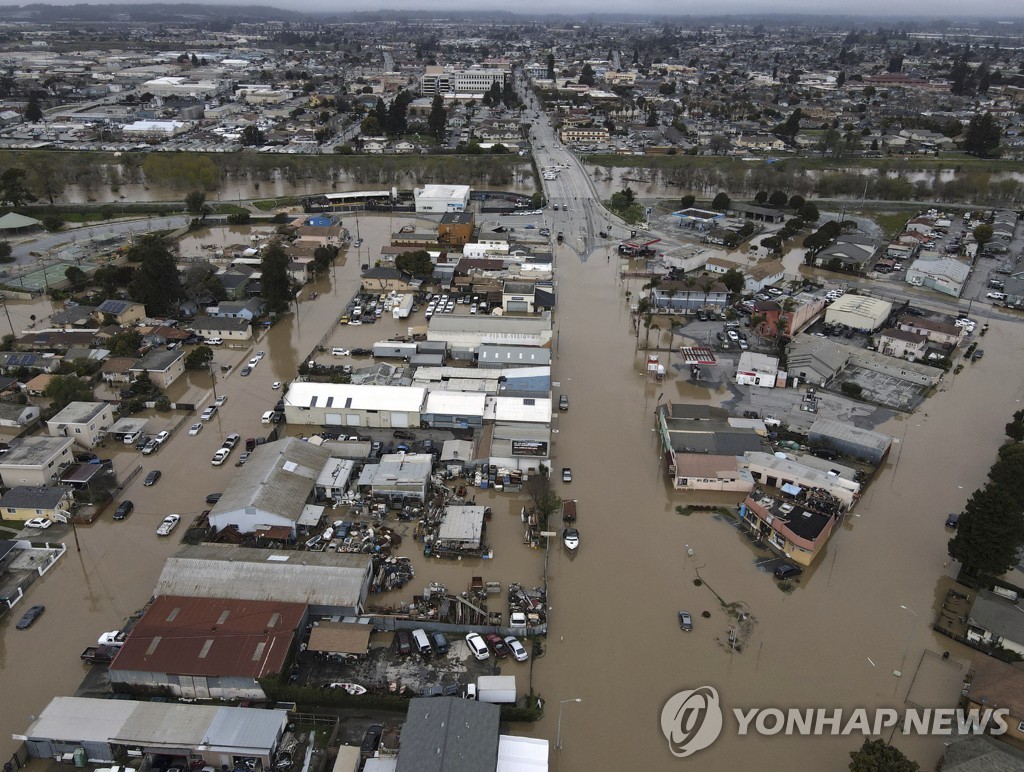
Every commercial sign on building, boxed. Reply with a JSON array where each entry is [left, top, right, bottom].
[[512, 440, 548, 457]]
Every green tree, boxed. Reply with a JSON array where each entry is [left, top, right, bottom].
[[108, 329, 143, 356], [25, 97, 43, 123], [184, 345, 214, 370], [184, 190, 208, 215], [260, 242, 292, 314], [579, 63, 596, 86], [948, 485, 1024, 576], [0, 241, 12, 263], [227, 211, 251, 225], [41, 211, 64, 232], [313, 245, 338, 272], [0, 167, 36, 207], [972, 223, 994, 249], [680, 194, 696, 209], [240, 125, 265, 146], [848, 739, 919, 772], [64, 265, 87, 291], [127, 234, 184, 316], [768, 190, 788, 208], [754, 190, 768, 204], [789, 194, 805, 210], [798, 202, 820, 222], [43, 374, 95, 412], [546, 52, 555, 80], [721, 268, 745, 294], [395, 249, 435, 278], [962, 112, 1002, 158], [711, 192, 731, 211], [428, 93, 447, 140]]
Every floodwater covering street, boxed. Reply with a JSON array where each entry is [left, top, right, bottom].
[[0, 203, 1020, 771]]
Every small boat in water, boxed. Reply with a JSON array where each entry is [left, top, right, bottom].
[[563, 527, 579, 552], [327, 682, 367, 695]]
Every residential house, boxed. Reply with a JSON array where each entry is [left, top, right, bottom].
[[206, 298, 265, 321], [23, 374, 58, 396], [192, 316, 252, 342], [744, 260, 786, 293], [129, 348, 185, 389], [0, 402, 41, 427], [360, 267, 422, 294], [966, 590, 1024, 658], [100, 356, 138, 385], [46, 401, 114, 448], [0, 485, 73, 522], [896, 315, 962, 347], [877, 328, 929, 361], [49, 305, 99, 328], [0, 436, 75, 487], [964, 657, 1024, 744], [96, 299, 146, 326], [216, 269, 254, 300], [813, 235, 877, 271], [0, 353, 60, 375]]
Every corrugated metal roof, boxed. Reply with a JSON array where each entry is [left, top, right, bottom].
[[155, 544, 371, 609], [111, 595, 304, 680], [111, 702, 220, 748], [202, 708, 288, 754], [438, 505, 485, 545], [424, 391, 487, 415], [284, 382, 426, 412], [24, 696, 138, 743], [209, 438, 331, 525]]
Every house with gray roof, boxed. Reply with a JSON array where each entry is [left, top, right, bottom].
[[967, 590, 1024, 658], [192, 315, 252, 341], [0, 436, 75, 487], [205, 298, 266, 321], [0, 485, 73, 522], [396, 697, 500, 772], [207, 437, 332, 535], [0, 401, 40, 427], [786, 335, 854, 387], [129, 347, 185, 389], [46, 400, 115, 448]]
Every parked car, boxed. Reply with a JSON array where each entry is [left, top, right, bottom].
[[562, 467, 572, 483], [205, 493, 222, 505], [201, 406, 218, 421], [141, 439, 159, 455], [504, 635, 529, 662], [214, 395, 228, 407], [559, 394, 569, 411], [678, 611, 693, 632], [236, 452, 250, 466], [15, 604, 45, 630], [248, 357, 260, 368], [271, 381, 282, 390], [945, 513, 960, 529], [211, 448, 230, 466], [394, 630, 413, 656], [465, 632, 490, 660], [143, 470, 162, 486], [240, 366, 252, 377], [484, 633, 510, 658], [154, 430, 170, 445], [393, 429, 415, 440], [360, 724, 383, 756], [223, 433, 241, 449], [431, 631, 450, 654], [113, 500, 134, 521], [188, 423, 203, 436], [774, 564, 803, 580], [156, 514, 180, 536], [25, 517, 52, 529]]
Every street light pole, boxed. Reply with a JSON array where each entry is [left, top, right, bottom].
[[556, 697, 582, 751], [895, 604, 918, 677]]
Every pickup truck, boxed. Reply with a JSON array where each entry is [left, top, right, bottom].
[[81, 644, 120, 664]]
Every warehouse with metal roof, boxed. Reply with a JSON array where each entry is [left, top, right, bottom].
[[16, 697, 288, 768], [108, 595, 306, 701], [207, 437, 331, 535], [155, 544, 373, 616], [283, 382, 426, 427]]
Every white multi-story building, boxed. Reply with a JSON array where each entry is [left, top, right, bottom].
[[420, 66, 506, 97]]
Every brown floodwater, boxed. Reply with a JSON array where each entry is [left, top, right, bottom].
[[0, 212, 1019, 771]]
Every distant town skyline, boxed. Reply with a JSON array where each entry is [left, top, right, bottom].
[[0, 0, 1022, 20]]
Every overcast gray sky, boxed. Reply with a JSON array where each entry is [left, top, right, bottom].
[[0, 0, 1021, 17]]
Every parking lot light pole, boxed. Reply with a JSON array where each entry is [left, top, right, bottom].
[[556, 698, 582, 750]]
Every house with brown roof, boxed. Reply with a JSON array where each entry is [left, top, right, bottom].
[[965, 657, 1024, 745], [108, 595, 307, 701], [897, 315, 962, 347]]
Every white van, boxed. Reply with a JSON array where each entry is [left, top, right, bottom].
[[262, 410, 275, 424], [123, 430, 141, 445], [411, 628, 432, 656]]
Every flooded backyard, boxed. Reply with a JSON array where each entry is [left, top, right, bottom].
[[0, 209, 1020, 770]]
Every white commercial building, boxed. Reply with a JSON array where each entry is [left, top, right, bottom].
[[419, 66, 505, 97], [735, 352, 780, 388], [414, 184, 471, 213], [823, 295, 892, 332], [284, 383, 426, 428]]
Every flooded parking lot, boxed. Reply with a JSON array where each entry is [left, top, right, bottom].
[[1, 209, 1022, 771]]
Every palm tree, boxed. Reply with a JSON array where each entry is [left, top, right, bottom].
[[642, 276, 662, 309]]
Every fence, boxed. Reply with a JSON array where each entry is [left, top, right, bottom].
[[367, 615, 545, 639]]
